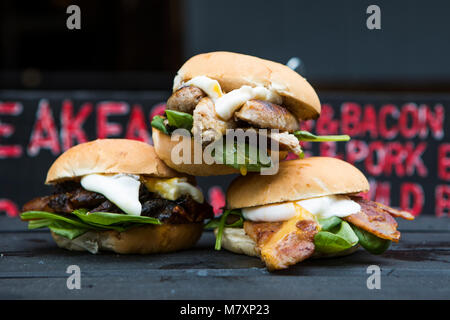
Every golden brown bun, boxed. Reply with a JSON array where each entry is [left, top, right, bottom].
[[46, 139, 182, 184], [174, 51, 321, 120], [218, 227, 359, 259], [152, 127, 288, 176], [152, 127, 239, 176], [51, 223, 203, 254], [227, 157, 370, 209]]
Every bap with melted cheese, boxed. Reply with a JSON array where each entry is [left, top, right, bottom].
[[207, 157, 415, 271], [21, 139, 213, 254]]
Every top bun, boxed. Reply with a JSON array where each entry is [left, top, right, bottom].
[[226, 157, 369, 209], [173, 51, 321, 120], [46, 139, 183, 184]]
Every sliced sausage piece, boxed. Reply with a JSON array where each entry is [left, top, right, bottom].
[[192, 97, 236, 144], [235, 100, 300, 132], [166, 86, 206, 114]]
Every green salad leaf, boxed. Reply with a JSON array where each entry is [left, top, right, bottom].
[[351, 224, 391, 254], [318, 216, 343, 231], [212, 140, 272, 173], [165, 110, 194, 131], [72, 209, 161, 226], [151, 110, 194, 135], [205, 209, 244, 250], [48, 221, 90, 240], [21, 211, 96, 229], [314, 221, 359, 254], [294, 131, 350, 142], [150, 115, 169, 134], [21, 210, 162, 240]]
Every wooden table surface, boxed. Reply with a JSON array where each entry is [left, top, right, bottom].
[[0, 216, 448, 300]]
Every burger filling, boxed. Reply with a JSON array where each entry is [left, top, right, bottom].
[[152, 76, 350, 174], [21, 174, 213, 240], [206, 195, 414, 270]]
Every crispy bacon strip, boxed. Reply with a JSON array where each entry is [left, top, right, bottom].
[[371, 201, 415, 220], [344, 197, 412, 242], [244, 217, 319, 271]]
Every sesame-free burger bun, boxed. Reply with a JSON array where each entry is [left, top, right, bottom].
[[152, 127, 288, 176], [46, 139, 184, 184], [51, 223, 203, 254], [227, 157, 370, 209], [173, 51, 321, 120]]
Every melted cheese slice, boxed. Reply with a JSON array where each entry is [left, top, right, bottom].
[[144, 177, 204, 203], [80, 173, 142, 216], [178, 75, 282, 121], [260, 204, 318, 269]]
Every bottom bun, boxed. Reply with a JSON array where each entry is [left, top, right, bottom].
[[217, 227, 359, 260], [152, 127, 288, 176], [51, 223, 203, 254]]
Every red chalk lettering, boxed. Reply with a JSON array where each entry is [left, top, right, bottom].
[[361, 104, 378, 138], [438, 144, 450, 181], [341, 102, 361, 136], [125, 105, 150, 143], [28, 99, 60, 156], [379, 104, 399, 140], [435, 185, 450, 217], [0, 102, 22, 158], [149, 102, 166, 120], [97, 102, 128, 139], [346, 140, 368, 164], [405, 142, 427, 177], [208, 186, 226, 217], [384, 142, 406, 177], [316, 104, 339, 135], [0, 199, 19, 217], [374, 181, 391, 205], [61, 100, 92, 151], [365, 141, 386, 176], [399, 103, 419, 139], [400, 183, 424, 216], [419, 104, 444, 140]]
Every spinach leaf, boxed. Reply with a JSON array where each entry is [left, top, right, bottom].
[[150, 115, 169, 135], [48, 221, 89, 240], [165, 110, 194, 131], [294, 131, 350, 142], [314, 221, 359, 254], [21, 211, 95, 229], [351, 224, 391, 254], [318, 216, 343, 231], [72, 209, 161, 226], [206, 209, 244, 250], [213, 140, 272, 173], [21, 210, 162, 240]]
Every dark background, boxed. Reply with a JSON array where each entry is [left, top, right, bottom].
[[2, 0, 450, 91], [0, 0, 449, 219]]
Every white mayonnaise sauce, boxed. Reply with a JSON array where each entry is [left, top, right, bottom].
[[241, 195, 361, 222], [80, 173, 142, 216], [178, 76, 282, 120]]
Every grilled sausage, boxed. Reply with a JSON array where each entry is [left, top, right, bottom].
[[235, 100, 300, 132], [166, 86, 206, 114]]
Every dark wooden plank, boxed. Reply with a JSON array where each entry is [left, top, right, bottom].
[[0, 216, 448, 299]]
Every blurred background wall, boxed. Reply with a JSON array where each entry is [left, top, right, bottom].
[[0, 0, 449, 219]]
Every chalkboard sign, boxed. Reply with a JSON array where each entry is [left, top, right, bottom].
[[0, 90, 448, 220]]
